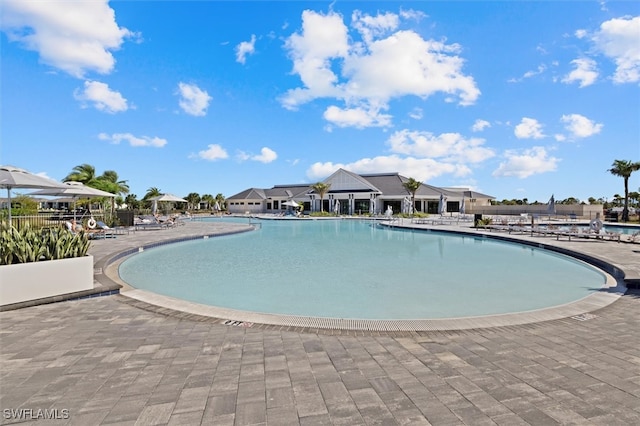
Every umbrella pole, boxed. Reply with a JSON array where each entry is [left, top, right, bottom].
[[6, 188, 11, 227]]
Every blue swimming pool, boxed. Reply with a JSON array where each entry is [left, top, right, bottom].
[[119, 218, 607, 320]]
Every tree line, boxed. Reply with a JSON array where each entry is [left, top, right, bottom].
[[56, 159, 640, 221]]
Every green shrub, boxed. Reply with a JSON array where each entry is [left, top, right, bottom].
[[309, 211, 333, 217], [0, 222, 90, 265]]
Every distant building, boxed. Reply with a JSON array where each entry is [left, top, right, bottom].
[[226, 168, 495, 215]]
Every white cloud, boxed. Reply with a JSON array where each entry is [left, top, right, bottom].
[[323, 105, 392, 129], [281, 9, 479, 128], [177, 82, 212, 116], [409, 108, 423, 120], [235, 34, 256, 64], [560, 113, 603, 138], [514, 117, 545, 139], [492, 147, 559, 178], [237, 147, 278, 163], [592, 16, 640, 83], [352, 10, 399, 45], [561, 58, 599, 87], [98, 132, 166, 148], [252, 147, 278, 163], [306, 156, 471, 182], [193, 144, 228, 161], [0, 0, 133, 78], [471, 119, 490, 132], [74, 81, 128, 113], [387, 130, 495, 164], [508, 64, 546, 83]]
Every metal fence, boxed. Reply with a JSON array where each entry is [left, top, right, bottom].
[[3, 212, 107, 230]]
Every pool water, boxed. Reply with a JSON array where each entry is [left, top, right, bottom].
[[119, 218, 606, 320]]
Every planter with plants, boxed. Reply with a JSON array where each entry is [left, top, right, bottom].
[[0, 223, 93, 306]]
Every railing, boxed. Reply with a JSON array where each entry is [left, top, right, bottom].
[[4, 213, 106, 230]]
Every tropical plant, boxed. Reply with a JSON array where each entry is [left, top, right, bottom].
[[0, 222, 90, 265], [185, 193, 201, 211], [608, 159, 640, 222], [215, 193, 226, 211], [124, 194, 139, 210], [401, 177, 421, 216], [64, 163, 97, 185], [9, 194, 38, 216], [201, 194, 214, 210], [143, 187, 161, 200], [310, 182, 331, 212]]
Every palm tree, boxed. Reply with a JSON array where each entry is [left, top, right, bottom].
[[215, 193, 226, 212], [401, 177, 421, 216], [91, 170, 130, 217], [310, 182, 331, 212], [608, 160, 640, 222], [185, 193, 201, 211], [201, 194, 214, 210], [143, 187, 161, 200], [124, 194, 139, 210], [98, 170, 130, 195], [64, 163, 97, 185]]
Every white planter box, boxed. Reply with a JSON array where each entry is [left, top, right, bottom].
[[0, 255, 94, 306]]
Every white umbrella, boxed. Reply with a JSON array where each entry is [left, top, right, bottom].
[[148, 193, 187, 203], [0, 165, 68, 226], [282, 200, 300, 207], [30, 181, 115, 222], [148, 193, 187, 214], [460, 196, 466, 215], [333, 199, 340, 214], [213, 201, 221, 212], [438, 193, 447, 215]]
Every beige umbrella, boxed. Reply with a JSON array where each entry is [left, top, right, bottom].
[[148, 194, 187, 214], [30, 181, 115, 221], [0, 165, 68, 226]]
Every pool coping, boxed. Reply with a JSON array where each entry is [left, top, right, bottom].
[[105, 221, 627, 332]]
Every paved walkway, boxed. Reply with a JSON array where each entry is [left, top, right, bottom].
[[1, 219, 640, 425]]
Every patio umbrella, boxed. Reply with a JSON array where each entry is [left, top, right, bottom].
[[282, 200, 300, 207], [438, 193, 447, 215], [333, 199, 340, 214], [460, 196, 466, 215], [0, 165, 68, 226], [213, 201, 221, 212], [30, 181, 115, 222], [148, 193, 187, 214]]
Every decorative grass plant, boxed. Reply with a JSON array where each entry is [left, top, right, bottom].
[[0, 222, 90, 265]]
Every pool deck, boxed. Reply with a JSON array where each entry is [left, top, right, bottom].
[[1, 218, 640, 425]]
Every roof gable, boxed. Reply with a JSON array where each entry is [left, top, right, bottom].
[[320, 168, 381, 193], [227, 188, 266, 200]]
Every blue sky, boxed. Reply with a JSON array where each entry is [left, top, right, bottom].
[[1, 1, 639, 203]]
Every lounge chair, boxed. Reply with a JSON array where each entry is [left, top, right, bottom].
[[65, 220, 105, 239], [134, 215, 169, 230], [96, 221, 117, 238]]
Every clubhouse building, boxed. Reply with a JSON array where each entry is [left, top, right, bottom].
[[226, 168, 494, 215]]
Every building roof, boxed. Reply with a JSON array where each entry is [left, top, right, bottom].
[[227, 169, 495, 201]]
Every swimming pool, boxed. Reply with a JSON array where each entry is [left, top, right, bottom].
[[119, 218, 608, 320]]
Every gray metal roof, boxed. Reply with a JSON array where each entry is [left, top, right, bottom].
[[264, 184, 311, 199], [227, 187, 267, 200], [227, 169, 494, 201]]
